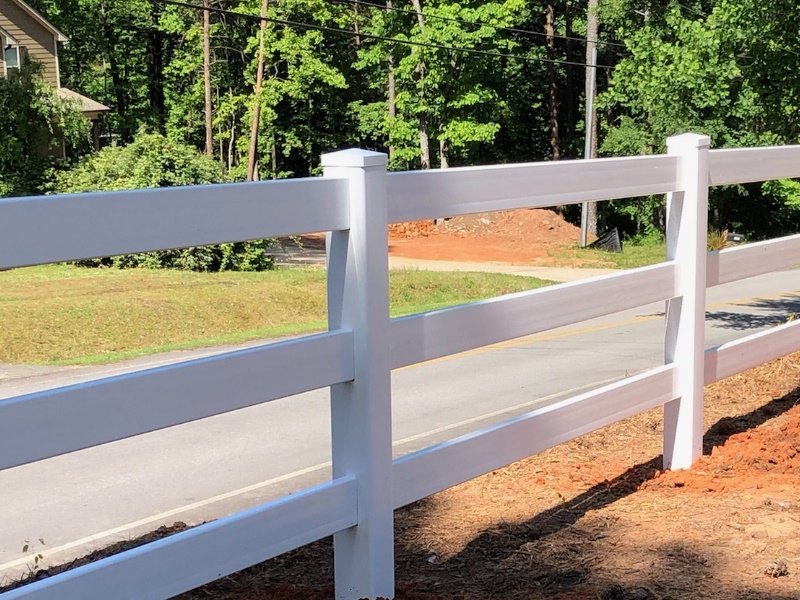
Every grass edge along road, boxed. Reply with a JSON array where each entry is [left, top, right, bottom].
[[0, 265, 552, 366]]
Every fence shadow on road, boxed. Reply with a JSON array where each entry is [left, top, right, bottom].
[[706, 294, 800, 331]]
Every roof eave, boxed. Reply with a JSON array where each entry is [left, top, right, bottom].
[[9, 0, 68, 42]]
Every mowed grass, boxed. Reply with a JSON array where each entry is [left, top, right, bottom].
[[543, 242, 667, 269], [0, 265, 551, 365]]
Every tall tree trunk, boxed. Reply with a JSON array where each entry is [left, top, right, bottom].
[[246, 0, 269, 181], [418, 119, 431, 169], [147, 1, 166, 134], [387, 0, 396, 161], [271, 136, 277, 179], [203, 0, 213, 157], [353, 0, 361, 46], [585, 0, 599, 234], [228, 112, 236, 171], [409, 0, 431, 169], [387, 55, 396, 161], [546, 4, 560, 160], [564, 0, 575, 143], [439, 138, 449, 168]]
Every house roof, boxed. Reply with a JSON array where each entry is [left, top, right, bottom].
[[8, 0, 68, 42], [57, 87, 110, 115], [0, 24, 20, 46]]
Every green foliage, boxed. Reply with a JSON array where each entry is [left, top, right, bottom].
[[599, 0, 800, 238], [0, 61, 89, 197], [54, 133, 223, 190], [355, 0, 525, 168], [17, 0, 800, 242], [54, 134, 275, 271]]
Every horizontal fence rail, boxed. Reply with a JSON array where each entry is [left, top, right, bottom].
[[2, 477, 357, 600], [393, 366, 676, 508], [3, 136, 800, 600], [391, 262, 677, 369], [0, 178, 349, 270], [705, 319, 800, 384], [0, 330, 354, 470], [387, 154, 679, 223], [709, 145, 800, 186], [707, 232, 800, 287]]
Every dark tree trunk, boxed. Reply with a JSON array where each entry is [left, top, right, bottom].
[[147, 1, 166, 133], [546, 4, 560, 160], [564, 0, 575, 144], [246, 0, 269, 181], [203, 0, 213, 157], [387, 0, 396, 161]]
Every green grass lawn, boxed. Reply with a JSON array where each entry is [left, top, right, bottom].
[[0, 265, 552, 365], [543, 242, 668, 269]]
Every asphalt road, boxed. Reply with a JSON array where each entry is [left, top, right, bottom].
[[1, 268, 799, 581]]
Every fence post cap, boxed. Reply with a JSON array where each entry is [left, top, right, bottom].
[[321, 149, 388, 169], [667, 133, 711, 150]]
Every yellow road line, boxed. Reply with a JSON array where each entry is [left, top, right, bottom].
[[396, 288, 800, 371]]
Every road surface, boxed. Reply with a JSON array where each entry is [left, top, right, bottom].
[[0, 268, 798, 581]]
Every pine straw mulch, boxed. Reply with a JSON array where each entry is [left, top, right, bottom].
[[5, 354, 800, 600]]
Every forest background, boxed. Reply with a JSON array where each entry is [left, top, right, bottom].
[[3, 0, 800, 242]]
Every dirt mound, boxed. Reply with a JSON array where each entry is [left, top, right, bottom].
[[645, 405, 800, 493], [435, 209, 582, 246], [388, 220, 439, 239], [388, 209, 584, 264]]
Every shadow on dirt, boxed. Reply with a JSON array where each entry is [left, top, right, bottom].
[[394, 388, 800, 600], [5, 388, 799, 600]]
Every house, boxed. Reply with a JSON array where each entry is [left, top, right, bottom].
[[0, 0, 108, 150]]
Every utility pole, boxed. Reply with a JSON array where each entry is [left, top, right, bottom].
[[202, 0, 213, 158], [580, 45, 597, 248]]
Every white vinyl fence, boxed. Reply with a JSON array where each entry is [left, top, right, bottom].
[[1, 133, 800, 600]]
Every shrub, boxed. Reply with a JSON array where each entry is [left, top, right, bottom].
[[0, 61, 89, 197], [53, 134, 275, 271]]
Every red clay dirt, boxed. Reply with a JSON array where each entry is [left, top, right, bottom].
[[388, 209, 586, 264], [167, 353, 800, 600], [7, 353, 800, 600], [4, 218, 799, 599], [278, 209, 586, 265]]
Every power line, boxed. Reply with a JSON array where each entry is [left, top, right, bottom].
[[162, 0, 614, 69], [328, 0, 627, 49]]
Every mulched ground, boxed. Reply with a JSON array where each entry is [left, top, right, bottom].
[[6, 353, 800, 600]]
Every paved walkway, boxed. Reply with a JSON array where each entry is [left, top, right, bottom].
[[387, 256, 615, 282]]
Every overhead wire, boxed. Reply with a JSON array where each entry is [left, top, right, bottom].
[[327, 0, 627, 49], [161, 0, 616, 69]]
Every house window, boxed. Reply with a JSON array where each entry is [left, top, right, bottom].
[[4, 46, 27, 74]]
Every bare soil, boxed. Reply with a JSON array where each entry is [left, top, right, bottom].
[[170, 353, 800, 600], [279, 209, 586, 265], [388, 209, 586, 264], [7, 354, 800, 600], [5, 220, 798, 599]]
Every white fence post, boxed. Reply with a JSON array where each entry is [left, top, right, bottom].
[[322, 149, 394, 600], [663, 133, 710, 470]]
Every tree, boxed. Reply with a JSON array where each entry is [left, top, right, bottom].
[[599, 0, 800, 237], [54, 133, 276, 271], [0, 61, 89, 197]]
